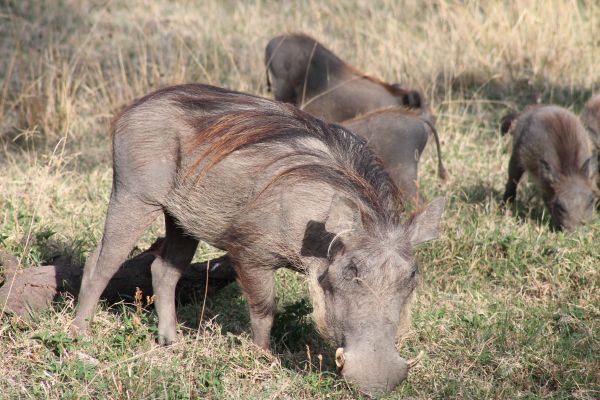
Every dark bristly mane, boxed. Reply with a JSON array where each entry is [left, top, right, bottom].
[[543, 112, 589, 174], [152, 84, 403, 227]]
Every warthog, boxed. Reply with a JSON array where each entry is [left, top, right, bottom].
[[72, 84, 445, 394], [581, 94, 600, 175], [343, 108, 447, 204], [265, 33, 431, 123], [501, 105, 596, 231]]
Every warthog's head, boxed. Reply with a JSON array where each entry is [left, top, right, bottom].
[[540, 158, 597, 231], [307, 196, 445, 395]]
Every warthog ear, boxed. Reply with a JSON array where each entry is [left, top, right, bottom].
[[301, 220, 342, 259], [404, 90, 422, 109], [300, 194, 359, 260], [500, 112, 519, 135], [391, 84, 422, 109], [407, 197, 445, 246], [325, 193, 361, 234], [581, 157, 596, 179], [540, 159, 557, 184]]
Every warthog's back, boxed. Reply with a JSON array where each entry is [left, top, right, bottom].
[[265, 33, 427, 123], [111, 84, 402, 252], [344, 108, 429, 165]]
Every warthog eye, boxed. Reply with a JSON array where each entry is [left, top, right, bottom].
[[318, 270, 333, 293], [343, 259, 359, 281], [410, 263, 419, 280], [588, 195, 596, 207], [554, 201, 566, 214], [407, 263, 419, 291]]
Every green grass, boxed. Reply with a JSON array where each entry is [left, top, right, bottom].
[[1, 0, 600, 398]]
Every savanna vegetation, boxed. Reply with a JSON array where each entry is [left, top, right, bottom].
[[1, 1, 599, 398]]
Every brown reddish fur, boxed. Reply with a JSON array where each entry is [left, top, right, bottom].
[[502, 105, 596, 230], [581, 94, 600, 179], [581, 94, 600, 145]]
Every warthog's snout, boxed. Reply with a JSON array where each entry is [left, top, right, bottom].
[[335, 347, 411, 395]]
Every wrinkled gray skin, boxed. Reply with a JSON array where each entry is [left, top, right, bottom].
[[343, 108, 447, 204], [265, 33, 433, 123], [581, 94, 600, 177], [72, 84, 445, 395], [502, 105, 596, 231]]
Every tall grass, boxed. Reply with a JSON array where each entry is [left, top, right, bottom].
[[1, 0, 599, 398]]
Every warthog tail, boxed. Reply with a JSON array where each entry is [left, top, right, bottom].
[[422, 119, 448, 180]]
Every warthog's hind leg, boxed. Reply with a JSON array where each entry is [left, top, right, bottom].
[[72, 193, 160, 335], [151, 213, 199, 345]]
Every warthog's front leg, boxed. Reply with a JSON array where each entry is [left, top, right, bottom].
[[233, 260, 276, 350], [503, 153, 524, 203]]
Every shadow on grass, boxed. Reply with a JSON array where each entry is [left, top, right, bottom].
[[503, 195, 555, 231], [457, 181, 556, 230], [15, 232, 371, 383], [457, 182, 502, 204], [177, 280, 337, 373]]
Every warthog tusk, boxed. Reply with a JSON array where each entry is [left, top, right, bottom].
[[335, 347, 345, 369], [407, 350, 425, 369]]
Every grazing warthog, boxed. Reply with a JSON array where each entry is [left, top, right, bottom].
[[72, 84, 445, 395], [501, 105, 596, 231], [343, 108, 447, 204], [581, 94, 600, 175], [265, 33, 431, 123]]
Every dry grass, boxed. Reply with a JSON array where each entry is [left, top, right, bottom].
[[1, 0, 599, 398]]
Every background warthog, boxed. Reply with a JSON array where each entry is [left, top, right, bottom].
[[343, 107, 447, 204], [581, 94, 600, 178], [265, 33, 431, 122], [72, 84, 445, 395], [501, 105, 597, 231]]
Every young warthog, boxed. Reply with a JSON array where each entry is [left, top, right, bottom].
[[501, 105, 596, 231], [72, 84, 445, 394], [581, 94, 600, 175], [343, 108, 447, 204], [265, 33, 430, 123]]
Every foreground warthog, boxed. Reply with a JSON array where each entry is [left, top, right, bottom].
[[343, 108, 447, 204], [265, 33, 430, 122], [501, 106, 596, 231], [581, 94, 600, 175], [72, 84, 445, 394]]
